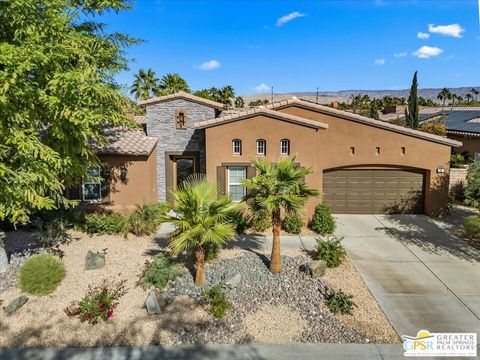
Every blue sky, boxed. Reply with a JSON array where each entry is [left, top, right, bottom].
[[100, 0, 480, 95]]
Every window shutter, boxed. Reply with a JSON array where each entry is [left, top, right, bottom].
[[101, 168, 111, 203], [217, 166, 226, 196]]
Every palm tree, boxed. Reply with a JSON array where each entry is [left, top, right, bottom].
[[466, 93, 473, 102], [130, 68, 160, 100], [242, 156, 319, 273], [471, 88, 479, 101], [162, 176, 242, 286], [437, 88, 452, 107], [234, 96, 245, 108], [219, 85, 235, 108], [158, 73, 190, 95]]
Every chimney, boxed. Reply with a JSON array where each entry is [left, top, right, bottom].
[[331, 100, 339, 109]]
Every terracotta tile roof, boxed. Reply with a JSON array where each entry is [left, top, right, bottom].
[[93, 128, 157, 156], [133, 115, 147, 124], [194, 107, 329, 130], [137, 91, 224, 109], [267, 98, 462, 147]]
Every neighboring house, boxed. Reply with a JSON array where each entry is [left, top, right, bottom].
[[77, 92, 463, 217], [421, 109, 480, 159]]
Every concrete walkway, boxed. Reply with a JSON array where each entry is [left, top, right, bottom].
[[0, 343, 407, 360], [335, 213, 480, 337]]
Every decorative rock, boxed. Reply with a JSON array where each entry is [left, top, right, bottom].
[[145, 289, 166, 315], [84, 251, 105, 270], [309, 260, 327, 278], [4, 295, 28, 315], [0, 232, 8, 273], [299, 263, 313, 277], [224, 273, 242, 289]]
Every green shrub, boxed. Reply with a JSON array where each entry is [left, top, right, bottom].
[[227, 211, 248, 234], [463, 216, 480, 238], [450, 154, 466, 169], [36, 218, 71, 250], [325, 288, 357, 315], [283, 214, 304, 234], [138, 253, 182, 290], [125, 202, 167, 237], [203, 284, 231, 318], [18, 254, 66, 295], [204, 242, 223, 262], [248, 210, 272, 232], [310, 204, 336, 235], [464, 162, 480, 210], [65, 280, 127, 325], [85, 213, 126, 235], [316, 236, 346, 268]]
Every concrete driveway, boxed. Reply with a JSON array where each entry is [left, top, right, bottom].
[[335, 213, 480, 337]]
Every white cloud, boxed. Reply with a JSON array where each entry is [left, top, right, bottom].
[[428, 23, 465, 38], [254, 83, 270, 92], [412, 45, 443, 58], [276, 11, 306, 26], [374, 58, 386, 65], [393, 52, 408, 58], [196, 60, 221, 71], [417, 32, 430, 39]]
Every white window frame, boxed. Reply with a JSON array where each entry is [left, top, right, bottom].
[[256, 139, 266, 155], [475, 152, 480, 162], [232, 139, 241, 155], [280, 139, 290, 155], [227, 166, 246, 202], [82, 166, 102, 202]]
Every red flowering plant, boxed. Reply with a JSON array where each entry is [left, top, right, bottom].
[[65, 279, 127, 325]]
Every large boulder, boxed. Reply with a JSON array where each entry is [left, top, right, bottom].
[[224, 273, 242, 289], [144, 289, 166, 315], [84, 251, 105, 270], [309, 260, 327, 278], [4, 295, 28, 315]]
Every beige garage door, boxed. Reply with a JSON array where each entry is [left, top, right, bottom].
[[323, 168, 425, 214]]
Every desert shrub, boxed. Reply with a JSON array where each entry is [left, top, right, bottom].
[[125, 202, 167, 237], [85, 213, 126, 235], [203, 285, 231, 318], [325, 288, 357, 315], [138, 253, 182, 290], [315, 236, 346, 268], [65, 280, 127, 325], [389, 117, 406, 126], [464, 162, 480, 210], [463, 216, 480, 238], [420, 120, 447, 136], [18, 254, 66, 295], [283, 214, 304, 234], [450, 154, 466, 169], [248, 210, 272, 232], [35, 218, 71, 252], [310, 204, 336, 235]]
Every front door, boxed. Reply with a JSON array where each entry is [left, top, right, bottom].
[[175, 157, 195, 187]]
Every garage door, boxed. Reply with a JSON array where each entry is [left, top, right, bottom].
[[323, 168, 425, 214]]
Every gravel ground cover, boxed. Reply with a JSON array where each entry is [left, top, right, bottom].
[[0, 230, 398, 346]]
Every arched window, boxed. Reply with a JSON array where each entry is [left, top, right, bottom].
[[232, 139, 242, 155], [256, 139, 266, 155], [280, 139, 290, 155]]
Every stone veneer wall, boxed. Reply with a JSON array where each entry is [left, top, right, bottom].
[[146, 99, 215, 201], [449, 166, 469, 199]]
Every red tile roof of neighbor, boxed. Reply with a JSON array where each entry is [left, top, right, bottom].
[[194, 107, 329, 130], [266, 98, 462, 147], [93, 128, 157, 156], [137, 91, 224, 109]]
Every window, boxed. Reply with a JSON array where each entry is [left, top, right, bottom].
[[176, 109, 187, 129], [376, 147, 380, 155], [475, 153, 480, 162], [232, 139, 242, 155], [280, 139, 290, 155], [228, 167, 246, 201], [256, 139, 266, 155], [350, 147, 355, 155], [83, 166, 101, 202], [401, 147, 406, 155]]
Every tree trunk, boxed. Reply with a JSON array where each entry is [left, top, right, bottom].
[[194, 245, 205, 286], [0, 233, 8, 273], [269, 210, 282, 273]]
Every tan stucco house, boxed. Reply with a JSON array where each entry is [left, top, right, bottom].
[[78, 92, 462, 217]]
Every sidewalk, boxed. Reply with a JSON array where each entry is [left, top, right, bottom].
[[0, 343, 407, 360]]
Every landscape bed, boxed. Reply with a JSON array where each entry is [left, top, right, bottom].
[[0, 230, 399, 346]]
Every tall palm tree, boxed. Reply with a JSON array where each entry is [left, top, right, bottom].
[[437, 88, 452, 107], [471, 88, 479, 101], [466, 93, 473, 102], [219, 85, 235, 108], [234, 96, 245, 108], [130, 68, 160, 100], [158, 73, 190, 95], [242, 156, 319, 273], [162, 176, 242, 286]]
